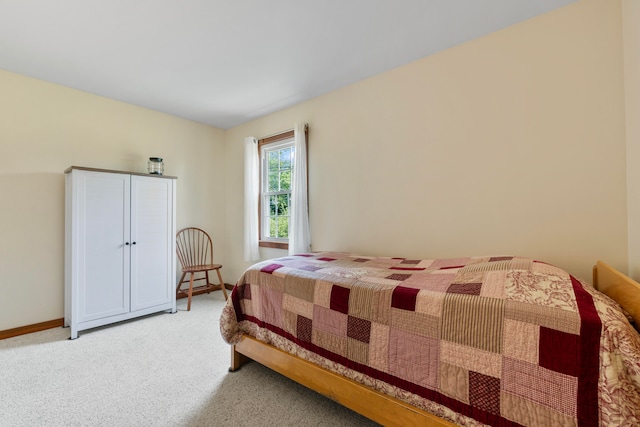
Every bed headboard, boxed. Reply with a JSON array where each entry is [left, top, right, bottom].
[[593, 260, 640, 330]]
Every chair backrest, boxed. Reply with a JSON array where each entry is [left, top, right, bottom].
[[176, 227, 214, 268]]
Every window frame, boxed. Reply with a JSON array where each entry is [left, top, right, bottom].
[[257, 127, 308, 250]]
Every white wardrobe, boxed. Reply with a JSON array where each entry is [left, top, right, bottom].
[[64, 167, 177, 339]]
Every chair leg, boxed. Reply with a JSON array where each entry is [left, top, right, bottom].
[[187, 272, 195, 311], [216, 268, 228, 300], [177, 271, 187, 296], [205, 270, 212, 294]]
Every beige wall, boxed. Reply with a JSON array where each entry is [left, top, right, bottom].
[[224, 0, 627, 284], [0, 70, 226, 330], [624, 0, 640, 279]]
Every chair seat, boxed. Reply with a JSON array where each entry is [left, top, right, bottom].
[[182, 264, 222, 273]]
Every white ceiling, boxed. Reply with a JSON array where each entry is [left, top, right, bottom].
[[0, 0, 576, 129]]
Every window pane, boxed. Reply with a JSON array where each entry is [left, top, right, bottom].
[[276, 194, 289, 216], [268, 151, 279, 171], [269, 195, 277, 216], [267, 218, 278, 237], [280, 170, 291, 190], [280, 148, 292, 169], [268, 172, 279, 192], [277, 216, 288, 238]]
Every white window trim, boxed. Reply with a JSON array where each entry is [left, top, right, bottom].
[[260, 137, 295, 246]]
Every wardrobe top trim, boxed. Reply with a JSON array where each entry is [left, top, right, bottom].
[[65, 166, 177, 180]]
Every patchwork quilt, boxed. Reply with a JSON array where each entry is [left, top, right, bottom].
[[220, 253, 640, 426]]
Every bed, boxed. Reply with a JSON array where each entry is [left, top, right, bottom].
[[220, 253, 640, 426]]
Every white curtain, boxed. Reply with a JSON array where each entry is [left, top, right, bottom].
[[289, 123, 311, 255], [244, 137, 260, 261]]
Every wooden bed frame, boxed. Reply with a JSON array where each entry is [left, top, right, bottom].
[[593, 260, 640, 328], [229, 260, 640, 427]]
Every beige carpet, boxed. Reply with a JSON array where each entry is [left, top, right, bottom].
[[0, 292, 378, 426]]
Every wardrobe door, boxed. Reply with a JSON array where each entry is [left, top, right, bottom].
[[129, 175, 174, 311], [77, 171, 130, 323]]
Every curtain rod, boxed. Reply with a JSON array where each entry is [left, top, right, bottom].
[[258, 123, 308, 141]]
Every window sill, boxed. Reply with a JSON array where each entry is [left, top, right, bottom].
[[259, 240, 289, 250]]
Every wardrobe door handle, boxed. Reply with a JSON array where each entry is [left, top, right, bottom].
[[125, 242, 130, 246], [132, 242, 137, 245]]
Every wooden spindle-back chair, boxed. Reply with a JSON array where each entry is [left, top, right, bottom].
[[176, 227, 227, 310]]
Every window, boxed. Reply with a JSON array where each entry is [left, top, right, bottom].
[[259, 131, 294, 249], [260, 138, 294, 246], [257, 126, 309, 250]]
